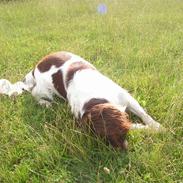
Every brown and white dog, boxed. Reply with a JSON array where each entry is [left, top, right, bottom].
[[20, 51, 162, 149]]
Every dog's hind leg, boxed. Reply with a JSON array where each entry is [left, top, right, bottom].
[[123, 94, 162, 130]]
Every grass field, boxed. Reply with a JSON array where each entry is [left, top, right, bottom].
[[0, 0, 183, 182]]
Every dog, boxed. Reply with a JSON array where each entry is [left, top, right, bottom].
[[20, 51, 162, 149]]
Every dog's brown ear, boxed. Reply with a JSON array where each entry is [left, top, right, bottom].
[[81, 112, 91, 123], [79, 112, 92, 129]]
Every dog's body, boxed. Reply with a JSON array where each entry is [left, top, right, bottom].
[[22, 51, 161, 149]]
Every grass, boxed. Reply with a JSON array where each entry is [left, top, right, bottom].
[[0, 0, 183, 182]]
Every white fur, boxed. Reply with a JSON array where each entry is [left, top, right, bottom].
[[66, 69, 127, 118]]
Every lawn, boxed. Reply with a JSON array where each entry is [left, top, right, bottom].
[[0, 0, 183, 182]]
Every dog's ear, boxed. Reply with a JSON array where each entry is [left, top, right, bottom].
[[81, 112, 91, 125]]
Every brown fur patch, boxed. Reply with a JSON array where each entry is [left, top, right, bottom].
[[82, 103, 131, 150], [52, 70, 67, 99], [65, 61, 95, 87], [37, 51, 72, 72], [83, 98, 109, 112]]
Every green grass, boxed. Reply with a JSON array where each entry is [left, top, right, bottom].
[[0, 0, 183, 182]]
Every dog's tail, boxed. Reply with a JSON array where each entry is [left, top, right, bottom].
[[82, 103, 132, 150]]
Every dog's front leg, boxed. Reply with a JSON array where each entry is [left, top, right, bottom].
[[31, 85, 53, 108], [38, 98, 52, 108]]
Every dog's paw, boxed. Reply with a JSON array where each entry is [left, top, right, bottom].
[[148, 121, 165, 132], [130, 123, 149, 130], [38, 100, 52, 108]]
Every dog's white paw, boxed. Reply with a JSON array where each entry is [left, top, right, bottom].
[[38, 100, 52, 108], [148, 121, 165, 132], [130, 123, 149, 130]]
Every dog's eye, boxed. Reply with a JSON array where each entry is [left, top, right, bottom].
[[22, 78, 26, 83]]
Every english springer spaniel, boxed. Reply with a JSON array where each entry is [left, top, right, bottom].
[[3, 51, 163, 149]]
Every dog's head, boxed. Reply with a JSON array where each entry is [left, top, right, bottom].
[[22, 70, 36, 92]]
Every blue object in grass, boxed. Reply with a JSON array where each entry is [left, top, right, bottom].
[[97, 3, 107, 15]]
